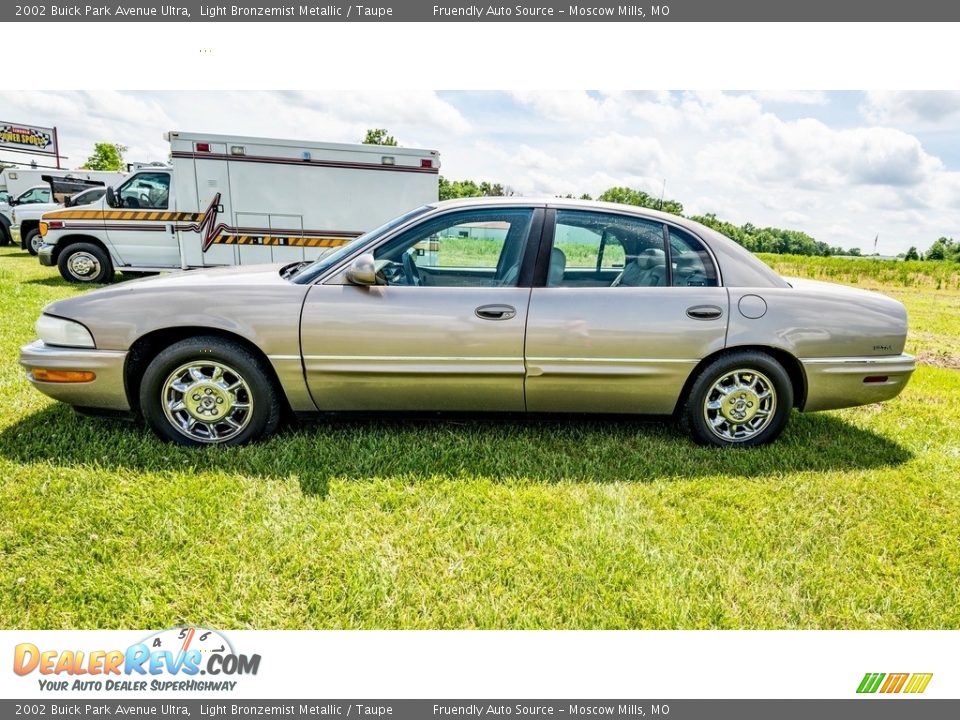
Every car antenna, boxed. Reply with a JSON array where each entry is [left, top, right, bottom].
[[658, 179, 666, 211]]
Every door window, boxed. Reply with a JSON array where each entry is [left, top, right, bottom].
[[551, 210, 668, 287], [669, 228, 719, 287], [116, 172, 170, 210], [371, 208, 535, 287]]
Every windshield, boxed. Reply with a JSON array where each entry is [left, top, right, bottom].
[[290, 205, 433, 284]]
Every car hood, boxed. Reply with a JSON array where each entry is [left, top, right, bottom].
[[43, 263, 295, 319]]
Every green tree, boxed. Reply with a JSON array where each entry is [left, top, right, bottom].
[[362, 128, 398, 146], [904, 246, 920, 261], [81, 143, 127, 171], [924, 237, 959, 262], [597, 186, 684, 215], [438, 177, 506, 201]]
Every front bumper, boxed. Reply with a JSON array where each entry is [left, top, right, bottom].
[[20, 340, 130, 411], [800, 353, 916, 412], [38, 243, 55, 266], [10, 225, 21, 246]]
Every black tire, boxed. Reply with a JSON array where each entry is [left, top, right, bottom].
[[0, 221, 11, 246], [681, 351, 794, 448], [24, 228, 43, 255], [57, 242, 113, 283], [139, 336, 281, 447]]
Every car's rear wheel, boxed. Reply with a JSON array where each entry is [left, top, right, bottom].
[[57, 242, 113, 283], [682, 351, 794, 447], [139, 336, 281, 447]]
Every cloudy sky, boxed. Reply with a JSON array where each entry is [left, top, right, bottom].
[[2, 90, 959, 254]]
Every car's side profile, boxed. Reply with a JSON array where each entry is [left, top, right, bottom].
[[20, 198, 915, 447]]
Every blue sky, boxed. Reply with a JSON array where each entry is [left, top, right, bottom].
[[2, 90, 958, 254]]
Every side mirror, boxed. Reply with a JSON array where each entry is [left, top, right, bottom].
[[345, 253, 377, 285], [105, 186, 118, 208]]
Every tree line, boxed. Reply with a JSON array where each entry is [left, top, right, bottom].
[[437, 175, 957, 262]]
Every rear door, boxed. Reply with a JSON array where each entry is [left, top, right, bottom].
[[300, 206, 542, 412], [524, 208, 729, 414]]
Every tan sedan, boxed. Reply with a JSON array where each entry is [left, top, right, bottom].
[[21, 198, 915, 447]]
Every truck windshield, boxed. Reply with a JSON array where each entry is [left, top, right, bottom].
[[290, 205, 433, 284]]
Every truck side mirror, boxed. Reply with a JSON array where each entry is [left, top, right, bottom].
[[345, 253, 377, 285], [105, 186, 118, 208]]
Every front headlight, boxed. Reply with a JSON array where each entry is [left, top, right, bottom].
[[36, 314, 95, 348]]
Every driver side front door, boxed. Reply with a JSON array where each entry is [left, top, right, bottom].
[[300, 206, 542, 412]]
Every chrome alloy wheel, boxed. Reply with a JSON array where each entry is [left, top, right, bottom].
[[67, 251, 101, 279], [30, 233, 45, 254], [702, 368, 777, 443], [161, 361, 253, 443]]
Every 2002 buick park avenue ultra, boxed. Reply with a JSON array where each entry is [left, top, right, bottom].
[[20, 198, 915, 448]]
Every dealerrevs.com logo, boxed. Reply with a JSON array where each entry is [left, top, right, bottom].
[[13, 627, 261, 692], [857, 672, 933, 694]]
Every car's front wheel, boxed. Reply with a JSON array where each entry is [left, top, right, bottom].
[[57, 242, 113, 283], [682, 351, 794, 447], [139, 336, 281, 447]]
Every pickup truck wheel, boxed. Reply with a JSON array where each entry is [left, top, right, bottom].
[[25, 229, 43, 255], [682, 351, 794, 448], [0, 223, 11, 246], [57, 243, 113, 283], [140, 336, 281, 447]]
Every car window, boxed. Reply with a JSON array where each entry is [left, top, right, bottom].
[[17, 187, 50, 204], [551, 210, 668, 288], [669, 228, 719, 287], [72, 188, 104, 206], [372, 208, 534, 288], [116, 172, 170, 210]]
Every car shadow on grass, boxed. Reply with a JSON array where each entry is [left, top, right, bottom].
[[0, 404, 913, 497]]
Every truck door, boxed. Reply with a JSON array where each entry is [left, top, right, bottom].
[[182, 156, 235, 267], [105, 171, 179, 268]]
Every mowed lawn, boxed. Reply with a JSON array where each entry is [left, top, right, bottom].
[[0, 247, 958, 629]]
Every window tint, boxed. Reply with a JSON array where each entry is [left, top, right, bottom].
[[551, 210, 667, 288], [669, 228, 719, 287], [372, 208, 534, 288], [117, 172, 170, 210]]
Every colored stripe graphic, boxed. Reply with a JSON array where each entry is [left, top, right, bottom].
[[857, 673, 885, 693], [857, 672, 932, 694], [212, 235, 353, 247], [904, 674, 933, 694]]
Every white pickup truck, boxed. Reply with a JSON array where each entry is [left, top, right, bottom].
[[10, 185, 108, 254]]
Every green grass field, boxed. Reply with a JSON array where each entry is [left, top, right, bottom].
[[1, 249, 958, 629]]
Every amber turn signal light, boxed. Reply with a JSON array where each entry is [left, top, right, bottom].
[[31, 369, 96, 383]]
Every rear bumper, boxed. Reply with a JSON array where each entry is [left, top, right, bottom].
[[19, 340, 130, 411], [38, 243, 55, 266], [800, 353, 915, 412]]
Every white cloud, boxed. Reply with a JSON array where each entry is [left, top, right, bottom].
[[862, 91, 960, 124]]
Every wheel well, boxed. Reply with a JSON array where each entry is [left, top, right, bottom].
[[50, 234, 111, 264], [123, 327, 291, 418], [20, 219, 40, 234], [672, 345, 807, 415]]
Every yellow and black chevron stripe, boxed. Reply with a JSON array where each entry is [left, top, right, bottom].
[[44, 209, 205, 222], [213, 234, 352, 248]]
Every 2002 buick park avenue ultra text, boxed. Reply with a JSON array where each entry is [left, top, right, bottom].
[[20, 198, 915, 448]]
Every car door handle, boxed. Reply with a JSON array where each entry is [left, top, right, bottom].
[[686, 305, 723, 320], [475, 304, 517, 321]]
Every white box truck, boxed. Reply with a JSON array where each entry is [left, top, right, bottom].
[[38, 131, 440, 283]]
